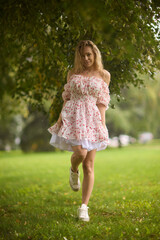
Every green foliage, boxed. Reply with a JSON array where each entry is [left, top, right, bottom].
[[0, 94, 29, 150], [0, 0, 160, 122], [20, 107, 54, 152], [0, 141, 160, 239], [107, 105, 131, 137], [107, 70, 160, 138]]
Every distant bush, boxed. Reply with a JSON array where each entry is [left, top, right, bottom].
[[20, 110, 54, 152]]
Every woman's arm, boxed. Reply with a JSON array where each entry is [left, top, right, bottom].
[[97, 104, 106, 127], [96, 69, 111, 127], [57, 70, 72, 126], [57, 100, 67, 125]]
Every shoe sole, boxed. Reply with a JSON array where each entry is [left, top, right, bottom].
[[69, 180, 80, 192], [78, 217, 90, 222]]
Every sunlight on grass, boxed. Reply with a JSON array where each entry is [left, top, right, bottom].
[[0, 140, 160, 240]]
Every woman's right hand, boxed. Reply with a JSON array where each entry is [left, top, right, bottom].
[[57, 101, 67, 127], [57, 115, 62, 127]]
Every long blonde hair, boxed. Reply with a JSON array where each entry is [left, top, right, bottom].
[[70, 40, 104, 77]]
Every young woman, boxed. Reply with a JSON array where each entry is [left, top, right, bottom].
[[48, 40, 111, 222]]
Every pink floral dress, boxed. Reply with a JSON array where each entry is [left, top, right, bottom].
[[47, 74, 111, 152]]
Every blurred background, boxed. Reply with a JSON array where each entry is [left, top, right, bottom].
[[0, 0, 160, 152]]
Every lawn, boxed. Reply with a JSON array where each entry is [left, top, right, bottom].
[[0, 140, 160, 240]]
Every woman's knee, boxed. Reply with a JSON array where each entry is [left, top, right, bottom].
[[82, 160, 93, 175], [72, 145, 87, 161], [76, 150, 87, 161]]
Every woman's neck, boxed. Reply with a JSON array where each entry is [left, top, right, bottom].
[[83, 67, 96, 74]]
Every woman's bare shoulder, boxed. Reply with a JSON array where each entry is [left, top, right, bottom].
[[102, 69, 111, 86]]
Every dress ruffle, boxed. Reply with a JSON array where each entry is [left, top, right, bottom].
[[96, 78, 110, 110], [48, 119, 109, 152], [49, 132, 109, 152]]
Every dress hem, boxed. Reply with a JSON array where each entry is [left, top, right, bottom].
[[49, 132, 109, 152]]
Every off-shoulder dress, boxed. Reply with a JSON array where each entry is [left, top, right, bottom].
[[47, 74, 111, 152]]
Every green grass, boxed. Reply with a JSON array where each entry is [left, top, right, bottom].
[[0, 140, 160, 240]]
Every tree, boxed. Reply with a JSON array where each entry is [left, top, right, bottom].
[[20, 106, 54, 152], [0, 94, 53, 151], [0, 0, 160, 124]]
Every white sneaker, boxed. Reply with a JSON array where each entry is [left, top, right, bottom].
[[77, 204, 90, 222], [69, 167, 80, 191]]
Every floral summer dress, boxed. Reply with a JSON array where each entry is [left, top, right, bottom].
[[47, 74, 111, 152]]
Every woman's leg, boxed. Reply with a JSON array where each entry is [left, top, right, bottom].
[[69, 145, 88, 191], [82, 149, 97, 205], [71, 145, 88, 172]]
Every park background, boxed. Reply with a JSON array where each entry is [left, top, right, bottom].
[[0, 0, 160, 239]]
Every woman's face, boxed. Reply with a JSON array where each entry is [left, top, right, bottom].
[[81, 46, 95, 69]]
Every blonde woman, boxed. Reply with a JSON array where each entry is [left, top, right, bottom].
[[48, 40, 111, 222]]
